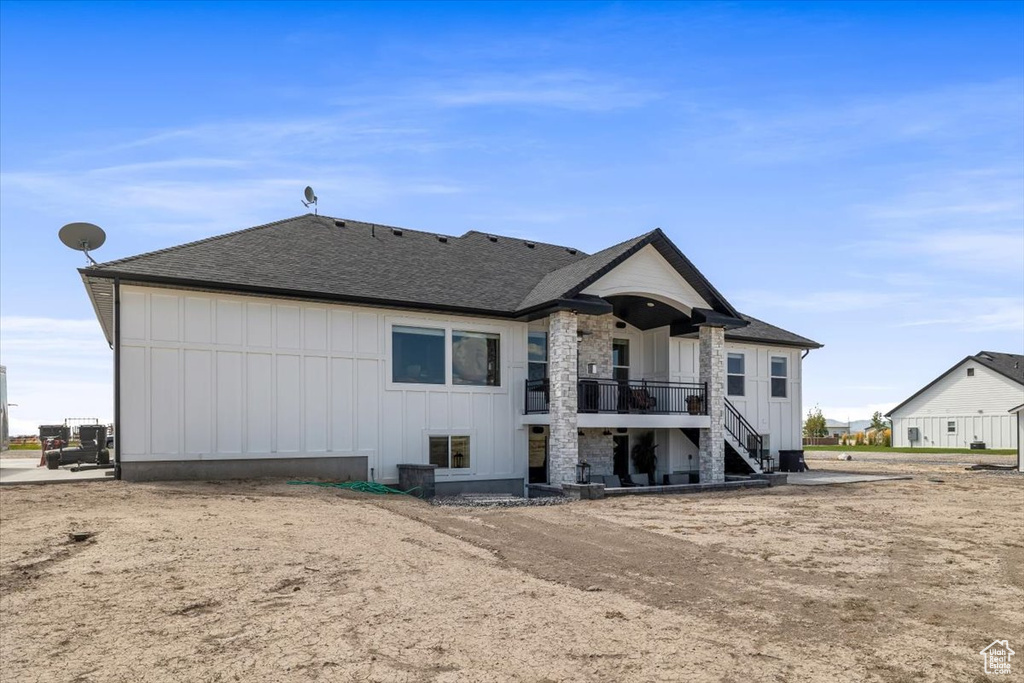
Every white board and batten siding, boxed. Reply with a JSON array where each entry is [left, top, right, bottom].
[[666, 333, 804, 454], [890, 359, 1023, 449], [118, 285, 528, 483], [581, 244, 709, 313]]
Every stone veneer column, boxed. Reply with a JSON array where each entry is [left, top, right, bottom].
[[698, 324, 726, 484], [576, 314, 613, 379], [579, 428, 614, 476], [548, 311, 579, 485]]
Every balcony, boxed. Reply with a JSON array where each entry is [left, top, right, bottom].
[[525, 378, 707, 416]]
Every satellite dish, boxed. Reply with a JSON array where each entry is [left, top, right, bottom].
[[59, 222, 106, 265], [302, 186, 318, 215]]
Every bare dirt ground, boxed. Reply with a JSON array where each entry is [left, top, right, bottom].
[[1, 460, 1021, 682]]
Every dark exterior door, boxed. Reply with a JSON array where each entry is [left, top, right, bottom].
[[613, 434, 629, 478], [529, 430, 548, 484]]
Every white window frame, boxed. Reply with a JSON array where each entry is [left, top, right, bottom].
[[770, 355, 788, 399], [947, 421, 957, 434], [385, 317, 507, 393], [425, 431, 475, 476], [452, 329, 501, 387], [391, 324, 446, 386], [727, 352, 745, 397]]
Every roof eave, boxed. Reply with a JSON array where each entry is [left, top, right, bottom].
[[78, 269, 114, 347], [81, 269, 529, 320]]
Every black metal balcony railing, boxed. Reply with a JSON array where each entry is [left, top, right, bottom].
[[524, 378, 707, 415]]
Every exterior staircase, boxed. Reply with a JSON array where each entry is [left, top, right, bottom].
[[679, 401, 776, 477], [724, 398, 775, 474]]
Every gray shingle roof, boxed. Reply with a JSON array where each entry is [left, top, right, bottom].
[[82, 213, 820, 349], [727, 314, 823, 349], [518, 232, 653, 311], [886, 350, 1024, 417], [975, 351, 1024, 385], [89, 215, 585, 314]]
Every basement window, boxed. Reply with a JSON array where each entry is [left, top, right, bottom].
[[770, 356, 788, 398], [452, 331, 501, 386], [392, 326, 445, 384], [727, 353, 745, 396], [429, 435, 471, 469]]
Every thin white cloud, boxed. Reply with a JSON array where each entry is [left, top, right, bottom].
[[692, 79, 1024, 163], [422, 71, 660, 111]]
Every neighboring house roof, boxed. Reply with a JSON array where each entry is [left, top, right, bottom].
[[80, 213, 819, 348], [886, 351, 1024, 417], [975, 351, 1024, 385]]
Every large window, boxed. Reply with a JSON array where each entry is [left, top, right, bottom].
[[393, 326, 445, 384], [528, 331, 548, 381], [429, 435, 471, 469], [612, 339, 630, 381], [770, 356, 788, 398], [453, 331, 500, 386], [727, 353, 745, 396]]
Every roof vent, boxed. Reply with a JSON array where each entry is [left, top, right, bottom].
[[524, 241, 536, 249], [487, 235, 498, 243], [392, 229, 403, 237], [334, 220, 346, 227], [566, 247, 577, 255], [437, 235, 448, 243]]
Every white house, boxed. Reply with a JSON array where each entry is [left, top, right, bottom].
[[886, 352, 1024, 450], [824, 419, 848, 437], [79, 215, 821, 493], [1010, 404, 1024, 472]]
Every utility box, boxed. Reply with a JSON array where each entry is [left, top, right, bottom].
[[397, 463, 437, 499], [907, 427, 920, 443]]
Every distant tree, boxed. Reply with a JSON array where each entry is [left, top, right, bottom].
[[803, 406, 828, 438], [870, 411, 890, 431]]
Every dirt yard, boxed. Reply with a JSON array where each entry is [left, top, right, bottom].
[[1, 459, 1021, 682]]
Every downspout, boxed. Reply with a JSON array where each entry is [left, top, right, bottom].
[[113, 277, 122, 480]]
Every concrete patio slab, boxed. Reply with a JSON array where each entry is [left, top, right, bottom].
[[0, 458, 114, 485], [787, 471, 912, 486]]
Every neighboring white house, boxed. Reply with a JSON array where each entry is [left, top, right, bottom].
[[78, 215, 821, 493], [1010, 404, 1024, 472], [887, 352, 1024, 450], [824, 419, 848, 437]]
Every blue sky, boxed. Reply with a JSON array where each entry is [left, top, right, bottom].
[[1, 1, 1022, 435]]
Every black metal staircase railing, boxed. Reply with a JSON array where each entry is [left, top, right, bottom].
[[724, 397, 774, 473]]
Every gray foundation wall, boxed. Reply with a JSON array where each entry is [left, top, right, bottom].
[[434, 478, 525, 497], [120, 456, 368, 482]]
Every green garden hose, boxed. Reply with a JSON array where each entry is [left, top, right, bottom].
[[287, 480, 419, 496]]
